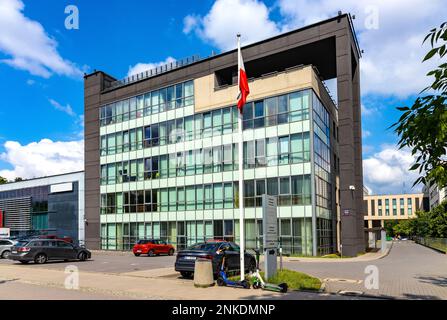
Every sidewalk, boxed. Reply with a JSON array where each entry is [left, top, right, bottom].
[[280, 242, 393, 263], [0, 264, 335, 300]]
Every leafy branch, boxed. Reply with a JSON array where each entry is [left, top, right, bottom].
[[392, 22, 447, 189]]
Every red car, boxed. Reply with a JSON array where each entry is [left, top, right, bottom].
[[132, 239, 175, 257]]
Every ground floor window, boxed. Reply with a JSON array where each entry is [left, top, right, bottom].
[[100, 216, 319, 255]]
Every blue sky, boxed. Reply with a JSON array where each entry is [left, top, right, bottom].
[[0, 0, 445, 194]]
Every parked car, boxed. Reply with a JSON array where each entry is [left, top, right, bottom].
[[175, 241, 256, 279], [8, 239, 91, 264], [38, 235, 74, 243], [0, 239, 16, 259], [132, 239, 175, 257]]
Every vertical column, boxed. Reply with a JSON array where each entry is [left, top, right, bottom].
[[335, 21, 364, 257], [83, 72, 103, 249], [352, 52, 365, 253]]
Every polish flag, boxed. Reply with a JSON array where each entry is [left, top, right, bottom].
[[237, 35, 250, 113]]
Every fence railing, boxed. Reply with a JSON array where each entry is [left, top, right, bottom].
[[414, 237, 447, 253]]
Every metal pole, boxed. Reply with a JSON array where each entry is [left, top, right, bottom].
[[237, 34, 245, 281], [238, 111, 245, 281], [279, 247, 283, 271]]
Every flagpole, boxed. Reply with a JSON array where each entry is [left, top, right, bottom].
[[237, 34, 245, 281]]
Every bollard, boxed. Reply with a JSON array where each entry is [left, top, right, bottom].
[[193, 259, 215, 288]]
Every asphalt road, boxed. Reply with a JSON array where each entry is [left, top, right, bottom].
[[0, 250, 176, 274]]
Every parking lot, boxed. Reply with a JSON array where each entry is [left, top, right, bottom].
[[0, 250, 177, 274]]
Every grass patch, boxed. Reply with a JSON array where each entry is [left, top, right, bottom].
[[229, 269, 321, 291]]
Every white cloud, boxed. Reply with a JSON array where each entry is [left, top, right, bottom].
[[363, 144, 422, 194], [361, 104, 379, 117], [362, 130, 371, 138], [184, 0, 445, 97], [49, 99, 76, 117], [277, 0, 445, 97], [0, 0, 83, 78], [183, 0, 280, 51], [0, 139, 84, 180], [127, 56, 176, 78], [183, 15, 200, 34]]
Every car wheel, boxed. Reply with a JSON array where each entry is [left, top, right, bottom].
[[134, 253, 141, 257], [180, 271, 193, 279], [1, 250, 10, 259], [78, 252, 88, 261], [34, 253, 47, 264], [168, 249, 174, 256], [148, 249, 155, 257]]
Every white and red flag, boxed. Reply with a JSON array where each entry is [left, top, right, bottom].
[[237, 34, 250, 113]]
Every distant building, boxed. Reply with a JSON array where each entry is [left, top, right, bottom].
[[0, 172, 85, 244], [363, 193, 427, 228], [426, 182, 447, 211]]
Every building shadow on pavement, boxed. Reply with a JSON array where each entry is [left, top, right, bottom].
[[402, 293, 442, 300], [416, 275, 447, 288]]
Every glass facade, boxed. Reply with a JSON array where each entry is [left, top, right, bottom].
[[100, 80, 194, 126], [99, 85, 336, 256]]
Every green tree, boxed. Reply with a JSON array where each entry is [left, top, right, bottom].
[[384, 220, 399, 237], [393, 219, 415, 237], [0, 176, 7, 185], [427, 201, 447, 237], [14, 177, 23, 182], [393, 22, 447, 188]]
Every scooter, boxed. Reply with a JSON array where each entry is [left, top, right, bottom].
[[250, 249, 288, 293], [216, 256, 250, 289]]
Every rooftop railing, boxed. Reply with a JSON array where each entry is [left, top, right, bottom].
[[105, 55, 202, 90]]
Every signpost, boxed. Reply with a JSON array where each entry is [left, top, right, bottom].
[[262, 194, 278, 279]]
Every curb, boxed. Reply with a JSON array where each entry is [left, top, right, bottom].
[[377, 241, 394, 260], [319, 279, 327, 293]]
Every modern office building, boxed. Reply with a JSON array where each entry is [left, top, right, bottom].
[[0, 172, 85, 244], [84, 14, 364, 256], [363, 193, 426, 228]]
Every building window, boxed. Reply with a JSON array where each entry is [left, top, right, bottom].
[[385, 199, 389, 216], [100, 80, 194, 127], [400, 198, 405, 215], [100, 88, 316, 157], [408, 198, 413, 215], [392, 198, 397, 216]]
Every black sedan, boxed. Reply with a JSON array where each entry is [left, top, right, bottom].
[[175, 241, 256, 278], [8, 239, 91, 264]]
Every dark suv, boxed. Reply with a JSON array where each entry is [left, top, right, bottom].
[[175, 241, 256, 278], [8, 239, 91, 264]]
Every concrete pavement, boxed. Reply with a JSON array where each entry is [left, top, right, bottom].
[[0, 263, 366, 300], [285, 241, 447, 299], [0, 240, 445, 300]]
